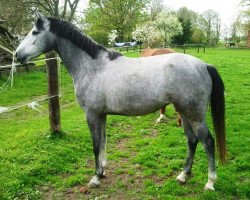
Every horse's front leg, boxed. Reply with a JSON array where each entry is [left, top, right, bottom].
[[86, 111, 107, 188]]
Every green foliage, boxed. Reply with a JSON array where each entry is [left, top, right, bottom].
[[132, 21, 164, 48], [0, 48, 250, 199], [171, 7, 199, 45], [84, 0, 150, 45], [154, 11, 183, 44], [191, 28, 206, 44], [198, 9, 221, 45], [228, 0, 250, 45], [0, 0, 33, 34], [132, 11, 182, 47], [173, 18, 193, 44], [0, 0, 81, 34]]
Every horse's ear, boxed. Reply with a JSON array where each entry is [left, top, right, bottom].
[[35, 10, 42, 19], [35, 10, 49, 28], [35, 11, 47, 21]]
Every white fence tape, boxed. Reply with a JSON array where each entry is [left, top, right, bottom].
[[0, 56, 62, 114]]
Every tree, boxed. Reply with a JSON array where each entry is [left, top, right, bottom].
[[0, 0, 82, 34], [173, 18, 193, 44], [132, 10, 183, 47], [238, 0, 250, 36], [240, 0, 250, 23], [239, 0, 250, 46], [215, 13, 221, 44], [108, 30, 118, 45], [232, 22, 240, 42], [154, 11, 183, 45], [225, 0, 250, 45], [191, 28, 205, 44], [172, 7, 200, 44], [199, 9, 221, 45], [149, 0, 165, 20], [0, 0, 32, 34], [84, 0, 150, 45], [132, 21, 163, 47], [177, 7, 198, 24]]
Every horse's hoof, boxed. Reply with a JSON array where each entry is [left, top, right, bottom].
[[156, 115, 167, 123], [88, 175, 100, 188], [176, 177, 186, 184], [204, 182, 215, 191], [176, 172, 186, 184], [156, 119, 161, 123], [102, 170, 106, 176]]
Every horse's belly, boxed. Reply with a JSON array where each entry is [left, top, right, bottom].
[[107, 103, 166, 116], [105, 91, 169, 116], [104, 72, 170, 115]]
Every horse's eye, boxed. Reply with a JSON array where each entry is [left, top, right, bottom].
[[32, 31, 39, 35]]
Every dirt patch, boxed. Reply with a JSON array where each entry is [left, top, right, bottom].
[[115, 137, 130, 152], [42, 131, 163, 199], [39, 125, 166, 199], [144, 129, 158, 138], [61, 136, 149, 199]]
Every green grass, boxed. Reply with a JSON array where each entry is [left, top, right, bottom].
[[0, 48, 249, 199]]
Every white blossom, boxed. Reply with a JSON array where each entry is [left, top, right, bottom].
[[132, 22, 163, 47], [132, 11, 183, 47], [108, 30, 118, 45], [154, 11, 183, 44]]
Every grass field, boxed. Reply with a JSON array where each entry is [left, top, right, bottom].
[[0, 48, 249, 199]]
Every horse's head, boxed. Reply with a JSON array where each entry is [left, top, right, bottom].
[[15, 12, 56, 64]]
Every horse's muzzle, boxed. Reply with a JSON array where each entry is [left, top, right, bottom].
[[15, 52, 27, 64]]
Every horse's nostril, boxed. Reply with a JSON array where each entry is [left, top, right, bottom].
[[15, 52, 21, 62]]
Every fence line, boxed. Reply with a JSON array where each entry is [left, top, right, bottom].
[[11, 51, 15, 87], [0, 71, 12, 94], [0, 56, 63, 115], [0, 57, 59, 69], [0, 94, 62, 114], [0, 51, 16, 94], [0, 56, 60, 93], [0, 80, 75, 114]]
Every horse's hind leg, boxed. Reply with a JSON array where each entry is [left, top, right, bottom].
[[156, 107, 166, 123], [189, 120, 217, 190], [177, 116, 198, 183], [86, 112, 107, 188]]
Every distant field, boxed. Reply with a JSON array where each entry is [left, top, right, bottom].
[[0, 48, 249, 199]]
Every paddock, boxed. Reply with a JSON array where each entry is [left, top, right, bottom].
[[0, 48, 249, 199]]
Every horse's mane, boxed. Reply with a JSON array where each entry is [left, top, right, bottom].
[[36, 17, 122, 60]]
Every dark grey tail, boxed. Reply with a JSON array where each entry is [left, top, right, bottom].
[[207, 65, 226, 164]]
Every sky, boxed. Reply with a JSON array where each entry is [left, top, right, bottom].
[[163, 0, 241, 27]]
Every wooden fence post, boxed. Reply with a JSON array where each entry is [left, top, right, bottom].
[[46, 51, 61, 134]]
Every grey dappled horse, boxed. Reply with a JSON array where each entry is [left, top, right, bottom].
[[15, 13, 226, 190]]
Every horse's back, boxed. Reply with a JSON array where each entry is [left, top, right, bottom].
[[110, 53, 212, 101]]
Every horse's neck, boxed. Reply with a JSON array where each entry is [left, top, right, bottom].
[[56, 37, 104, 83]]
